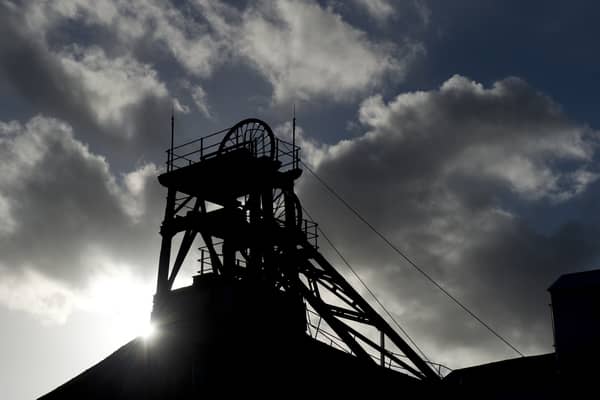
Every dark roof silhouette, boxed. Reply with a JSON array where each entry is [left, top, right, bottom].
[[549, 268, 600, 291], [39, 320, 427, 398]]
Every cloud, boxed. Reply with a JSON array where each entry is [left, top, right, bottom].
[[172, 98, 191, 114], [58, 45, 168, 138], [19, 0, 422, 102], [352, 0, 396, 21], [296, 75, 600, 366], [201, 0, 421, 103], [0, 1, 183, 158], [1, 0, 424, 143], [275, 120, 334, 167], [3, 0, 598, 373], [351, 75, 596, 202], [0, 116, 163, 322], [181, 81, 211, 118], [0, 267, 76, 324], [20, 0, 222, 77]]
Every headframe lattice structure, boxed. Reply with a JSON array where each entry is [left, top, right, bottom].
[[153, 118, 441, 381]]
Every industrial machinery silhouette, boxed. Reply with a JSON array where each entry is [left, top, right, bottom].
[[153, 118, 440, 379], [40, 118, 442, 399]]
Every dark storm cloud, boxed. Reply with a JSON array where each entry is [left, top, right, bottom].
[[296, 75, 600, 365], [0, 11, 95, 132]]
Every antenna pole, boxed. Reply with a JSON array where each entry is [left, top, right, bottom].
[[292, 104, 296, 148], [292, 104, 296, 168], [170, 107, 175, 172]]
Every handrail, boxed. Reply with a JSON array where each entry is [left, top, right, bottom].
[[164, 125, 301, 172], [197, 241, 247, 275], [171, 127, 229, 151]]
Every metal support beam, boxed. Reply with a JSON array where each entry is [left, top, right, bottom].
[[293, 237, 440, 381], [167, 228, 198, 289], [156, 188, 177, 296], [292, 274, 374, 364]]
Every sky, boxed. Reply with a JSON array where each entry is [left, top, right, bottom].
[[1, 0, 600, 398]]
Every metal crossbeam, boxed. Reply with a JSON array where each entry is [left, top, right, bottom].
[[289, 237, 440, 380]]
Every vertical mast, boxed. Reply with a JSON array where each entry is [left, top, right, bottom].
[[170, 107, 175, 172]]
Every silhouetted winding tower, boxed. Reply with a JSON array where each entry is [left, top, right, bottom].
[[41, 118, 441, 399]]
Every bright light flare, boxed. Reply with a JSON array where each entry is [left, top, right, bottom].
[[83, 265, 155, 345], [140, 322, 156, 340]]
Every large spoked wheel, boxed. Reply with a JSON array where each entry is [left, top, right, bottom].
[[218, 118, 275, 159], [273, 188, 303, 229]]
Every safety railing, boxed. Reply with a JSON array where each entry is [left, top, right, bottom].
[[165, 127, 300, 172], [301, 219, 318, 249], [274, 138, 300, 170], [197, 242, 247, 276], [272, 206, 319, 249]]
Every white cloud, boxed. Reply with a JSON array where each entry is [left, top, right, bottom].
[[234, 0, 418, 102], [12, 0, 423, 111], [275, 121, 333, 168], [0, 6, 177, 148], [350, 0, 430, 26], [0, 267, 76, 324], [25, 0, 222, 78], [0, 120, 22, 135], [172, 98, 191, 114], [120, 163, 161, 220], [59, 46, 168, 137], [190, 85, 211, 118], [352, 0, 395, 21], [356, 75, 597, 201]]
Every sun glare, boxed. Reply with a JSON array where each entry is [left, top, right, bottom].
[[141, 322, 156, 340], [85, 265, 155, 345]]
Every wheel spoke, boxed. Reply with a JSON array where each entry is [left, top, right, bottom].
[[218, 118, 275, 159]]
